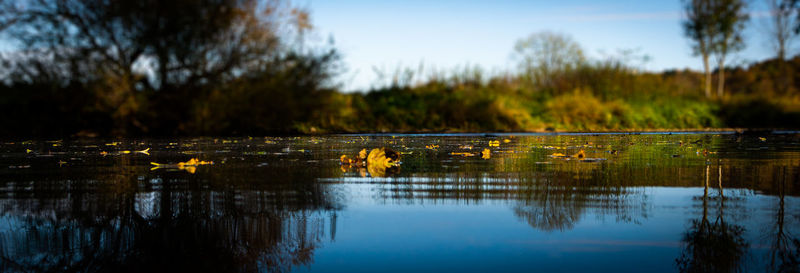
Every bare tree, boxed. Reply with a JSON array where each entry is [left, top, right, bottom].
[[512, 31, 586, 91], [767, 0, 798, 60], [793, 0, 800, 33]]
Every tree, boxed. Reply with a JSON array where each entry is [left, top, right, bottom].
[[712, 0, 749, 98], [766, 0, 798, 95], [684, 0, 717, 98], [683, 0, 748, 98], [0, 0, 337, 135], [793, 0, 800, 33], [512, 31, 586, 92], [767, 0, 798, 60]]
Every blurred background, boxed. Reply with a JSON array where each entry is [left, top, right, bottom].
[[0, 0, 798, 137]]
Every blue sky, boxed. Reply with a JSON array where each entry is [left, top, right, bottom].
[[306, 0, 783, 91]]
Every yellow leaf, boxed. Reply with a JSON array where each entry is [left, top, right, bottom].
[[136, 148, 150, 155], [489, 140, 500, 147], [25, 149, 32, 154], [366, 148, 401, 177], [150, 158, 213, 173], [450, 152, 475, 157], [573, 149, 585, 159], [481, 148, 491, 159], [367, 148, 396, 168], [503, 139, 510, 143], [550, 152, 566, 157]]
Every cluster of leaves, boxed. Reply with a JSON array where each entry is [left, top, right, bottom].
[[340, 148, 401, 177]]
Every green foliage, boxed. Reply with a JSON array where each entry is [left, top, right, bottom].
[[0, 1, 798, 136]]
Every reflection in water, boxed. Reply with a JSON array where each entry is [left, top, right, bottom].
[[0, 134, 799, 272], [1, 209, 334, 272], [513, 178, 646, 232], [513, 179, 586, 232], [676, 165, 748, 273], [0, 154, 341, 272], [765, 166, 800, 273]]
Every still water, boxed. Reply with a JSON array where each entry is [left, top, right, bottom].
[[1, 133, 799, 272]]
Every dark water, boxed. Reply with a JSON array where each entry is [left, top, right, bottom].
[[1, 133, 799, 272]]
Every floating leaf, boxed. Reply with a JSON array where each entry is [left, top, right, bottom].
[[425, 144, 439, 150], [759, 137, 766, 142], [366, 148, 401, 177], [25, 149, 32, 154], [573, 149, 585, 159], [340, 154, 362, 165], [488, 140, 500, 147], [503, 139, 511, 143], [150, 158, 213, 174], [550, 152, 567, 157], [339, 148, 400, 177], [367, 148, 399, 168], [136, 148, 150, 155], [450, 152, 475, 157], [481, 148, 491, 159]]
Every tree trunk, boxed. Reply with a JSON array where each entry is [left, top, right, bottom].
[[703, 54, 711, 98], [717, 56, 725, 98]]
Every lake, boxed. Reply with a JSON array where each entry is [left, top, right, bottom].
[[1, 133, 799, 272]]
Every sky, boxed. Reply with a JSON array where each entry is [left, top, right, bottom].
[[305, 0, 785, 91]]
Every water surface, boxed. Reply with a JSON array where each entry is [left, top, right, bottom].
[[1, 133, 799, 272]]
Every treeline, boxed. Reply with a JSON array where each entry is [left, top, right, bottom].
[[0, 0, 338, 136], [0, 0, 799, 137]]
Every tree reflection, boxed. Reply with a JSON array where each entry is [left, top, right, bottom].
[[0, 155, 341, 272], [512, 171, 647, 232], [512, 173, 586, 231], [765, 166, 800, 273], [676, 165, 749, 273]]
